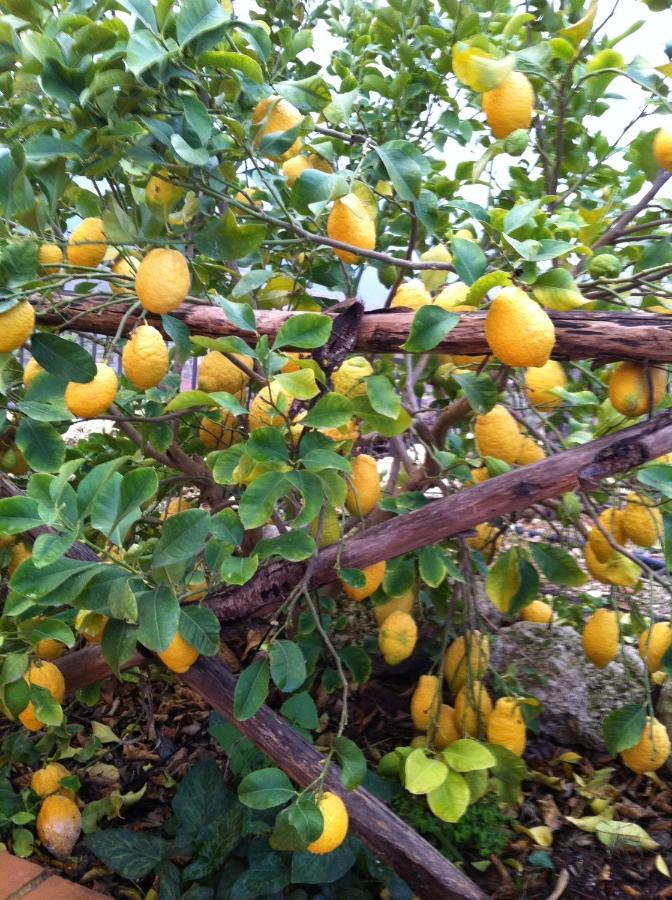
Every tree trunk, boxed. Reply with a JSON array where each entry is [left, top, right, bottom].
[[37, 298, 672, 363]]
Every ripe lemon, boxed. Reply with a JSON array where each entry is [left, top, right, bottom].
[[374, 587, 415, 625], [234, 188, 263, 212], [111, 256, 139, 293], [31, 762, 73, 799], [248, 380, 293, 430], [327, 194, 376, 263], [587, 508, 626, 563], [65, 362, 118, 418], [158, 632, 199, 673], [0, 301, 35, 352], [23, 357, 43, 388], [467, 523, 501, 560], [487, 697, 526, 756], [454, 681, 492, 737], [341, 560, 386, 602], [307, 791, 348, 854], [74, 610, 108, 643], [435, 281, 469, 310], [638, 622, 672, 672], [521, 599, 554, 624], [198, 351, 251, 394], [19, 661, 65, 732], [346, 454, 381, 517], [608, 361, 667, 417], [411, 674, 440, 731], [252, 95, 303, 161], [145, 169, 185, 212], [621, 716, 670, 774], [470, 466, 490, 484], [474, 404, 523, 464], [433, 704, 461, 750], [516, 435, 546, 465], [67, 217, 106, 268], [584, 543, 639, 588], [653, 128, 672, 172], [525, 360, 567, 408], [135, 248, 191, 314], [7, 541, 31, 577], [38, 243, 63, 272], [378, 609, 417, 665], [623, 492, 663, 547], [321, 419, 360, 445], [443, 631, 489, 693], [122, 325, 169, 390], [332, 356, 373, 398], [281, 154, 332, 186], [199, 410, 238, 450], [309, 507, 341, 548], [164, 495, 192, 518], [482, 71, 535, 139], [390, 280, 432, 310], [485, 286, 555, 367], [582, 608, 619, 668], [36, 794, 81, 859], [37, 639, 66, 661]]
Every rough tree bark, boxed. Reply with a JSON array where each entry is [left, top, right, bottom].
[[37, 298, 672, 363]]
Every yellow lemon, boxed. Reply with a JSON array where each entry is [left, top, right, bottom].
[[31, 762, 73, 799], [135, 248, 191, 314], [111, 256, 139, 293], [485, 286, 555, 367], [65, 362, 118, 418], [327, 194, 376, 263], [19, 661, 65, 732], [346, 454, 381, 517], [638, 622, 672, 673], [521, 600, 554, 624], [0, 301, 35, 352], [582, 608, 619, 668], [653, 128, 672, 172], [341, 560, 386, 602], [443, 631, 489, 693], [474, 404, 523, 464], [36, 794, 81, 859], [307, 792, 348, 855], [158, 632, 200, 673], [623, 492, 663, 548], [411, 674, 440, 731], [454, 681, 492, 737], [38, 243, 63, 272], [122, 325, 169, 390], [516, 435, 546, 465], [525, 360, 567, 408], [199, 410, 238, 450], [378, 610, 417, 665], [332, 356, 373, 398], [146, 169, 185, 212], [198, 351, 251, 394], [608, 362, 667, 418], [23, 357, 43, 388], [482, 71, 535, 139], [374, 587, 415, 626], [390, 280, 432, 310], [248, 380, 293, 430], [621, 717, 670, 774], [487, 697, 526, 756], [67, 217, 106, 268], [252, 95, 303, 161]]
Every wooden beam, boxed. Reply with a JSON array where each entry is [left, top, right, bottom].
[[37, 298, 672, 363]]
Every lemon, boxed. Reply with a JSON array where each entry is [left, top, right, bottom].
[[111, 256, 139, 294], [67, 217, 106, 268], [587, 508, 626, 563], [37, 639, 66, 661], [23, 357, 43, 388], [454, 681, 492, 737], [74, 610, 108, 643], [623, 492, 663, 548], [307, 791, 348, 855], [467, 523, 501, 559], [135, 248, 191, 314], [327, 194, 376, 263], [332, 356, 373, 398], [420, 244, 452, 291], [521, 599, 554, 624], [582, 608, 619, 669], [234, 188, 263, 212], [158, 632, 200, 673], [485, 286, 555, 367], [65, 362, 118, 418], [608, 362, 667, 417], [583, 543, 639, 588], [145, 169, 185, 212], [281, 154, 332, 186], [198, 351, 251, 394], [122, 325, 169, 390], [525, 360, 567, 408], [443, 631, 489, 693], [164, 495, 192, 518], [199, 410, 238, 450], [0, 301, 35, 352], [435, 281, 469, 310], [374, 587, 415, 626], [31, 762, 73, 799], [621, 716, 670, 774], [252, 95, 303, 161], [390, 280, 432, 310], [248, 380, 293, 430], [482, 71, 535, 139], [309, 507, 341, 548], [378, 610, 417, 665], [7, 541, 31, 576], [470, 467, 490, 484], [341, 560, 386, 602], [19, 661, 65, 732], [516, 435, 546, 465], [36, 794, 81, 859], [38, 243, 63, 272], [653, 128, 672, 172], [487, 697, 526, 756], [346, 454, 381, 517], [638, 622, 672, 672], [433, 704, 461, 750], [474, 404, 523, 464], [410, 674, 440, 731]]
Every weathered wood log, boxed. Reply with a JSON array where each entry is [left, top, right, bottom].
[[38, 297, 672, 363], [205, 409, 672, 622], [54, 648, 486, 900]]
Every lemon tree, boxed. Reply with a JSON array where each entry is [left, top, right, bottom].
[[1, 0, 672, 893]]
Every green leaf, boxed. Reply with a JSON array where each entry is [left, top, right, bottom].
[[276, 75, 332, 111], [30, 683, 63, 726], [28, 617, 74, 647], [126, 29, 170, 77], [274, 368, 319, 400], [602, 705, 646, 756], [151, 509, 210, 566], [418, 545, 446, 588], [338, 646, 371, 684], [217, 296, 257, 333], [170, 133, 210, 167], [136, 586, 180, 652], [441, 739, 496, 772], [118, 0, 157, 30], [85, 830, 165, 880], [199, 49, 263, 83], [291, 840, 356, 884], [301, 393, 353, 428], [220, 553, 258, 585], [0, 653, 28, 686], [270, 640, 307, 693], [176, 0, 229, 47], [23, 136, 82, 163], [403, 749, 448, 795], [529, 543, 588, 587], [179, 606, 220, 655], [255, 531, 315, 562], [195, 211, 266, 260], [234, 658, 270, 721], [209, 508, 243, 545], [366, 375, 400, 419], [232, 853, 290, 898], [270, 797, 323, 851], [453, 372, 498, 414], [274, 313, 333, 350], [451, 237, 487, 285], [239, 767, 294, 809], [31, 531, 77, 568], [350, 397, 412, 438], [427, 769, 470, 822], [375, 141, 422, 200], [238, 473, 290, 529], [503, 199, 541, 234], [281, 691, 318, 729], [401, 306, 460, 352], [246, 427, 290, 464], [165, 390, 215, 412], [15, 419, 65, 473], [333, 736, 367, 791], [101, 620, 139, 678], [0, 497, 42, 533]]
